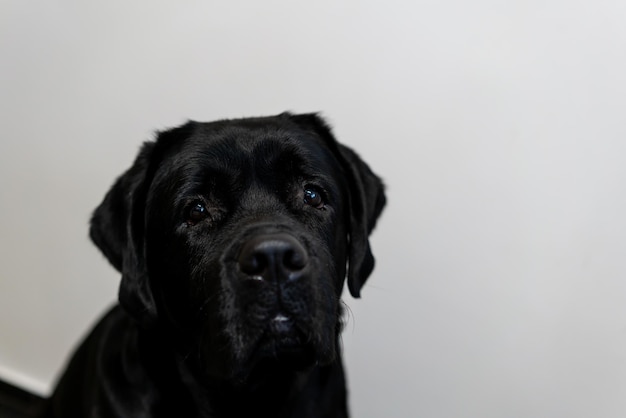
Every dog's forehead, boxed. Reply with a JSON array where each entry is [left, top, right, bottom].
[[161, 121, 342, 181]]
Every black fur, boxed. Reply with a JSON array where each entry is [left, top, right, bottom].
[[45, 112, 386, 418]]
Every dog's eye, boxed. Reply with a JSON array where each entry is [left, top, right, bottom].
[[186, 202, 209, 225], [303, 187, 325, 209]]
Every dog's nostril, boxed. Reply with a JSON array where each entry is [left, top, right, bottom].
[[239, 253, 265, 277], [238, 234, 309, 281], [284, 248, 307, 270]]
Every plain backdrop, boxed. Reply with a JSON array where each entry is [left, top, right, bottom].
[[1, 1, 626, 417]]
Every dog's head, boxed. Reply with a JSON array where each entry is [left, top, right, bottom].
[[90, 113, 385, 381]]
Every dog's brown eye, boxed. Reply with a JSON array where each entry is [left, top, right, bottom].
[[187, 202, 208, 224], [303, 188, 324, 209]]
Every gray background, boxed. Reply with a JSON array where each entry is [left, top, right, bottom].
[[1, 1, 626, 417]]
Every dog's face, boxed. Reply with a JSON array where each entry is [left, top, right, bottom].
[[90, 113, 385, 382], [146, 119, 351, 377]]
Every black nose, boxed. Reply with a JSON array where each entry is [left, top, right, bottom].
[[238, 233, 309, 281]]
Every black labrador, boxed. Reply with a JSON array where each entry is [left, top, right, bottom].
[[45, 112, 386, 418]]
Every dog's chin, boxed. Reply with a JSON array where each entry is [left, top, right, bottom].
[[246, 326, 315, 371], [257, 328, 315, 366], [224, 320, 328, 385], [197, 308, 338, 384]]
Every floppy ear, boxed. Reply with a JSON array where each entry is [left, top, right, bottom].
[[91, 122, 195, 327], [335, 143, 386, 297], [90, 142, 158, 328], [285, 113, 386, 298]]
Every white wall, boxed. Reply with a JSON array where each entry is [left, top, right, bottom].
[[1, 1, 626, 416]]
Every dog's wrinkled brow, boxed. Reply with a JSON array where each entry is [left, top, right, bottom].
[[146, 144, 339, 225]]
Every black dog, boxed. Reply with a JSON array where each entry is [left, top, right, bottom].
[[45, 112, 385, 418]]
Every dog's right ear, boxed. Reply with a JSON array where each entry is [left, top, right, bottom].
[[90, 122, 196, 328], [90, 144, 153, 272], [90, 142, 157, 328]]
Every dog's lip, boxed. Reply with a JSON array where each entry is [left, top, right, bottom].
[[242, 312, 317, 372], [268, 312, 296, 335], [273, 313, 290, 322]]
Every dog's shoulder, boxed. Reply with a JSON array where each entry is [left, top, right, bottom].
[[47, 306, 153, 417]]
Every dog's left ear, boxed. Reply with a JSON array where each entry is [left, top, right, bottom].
[[285, 113, 386, 298]]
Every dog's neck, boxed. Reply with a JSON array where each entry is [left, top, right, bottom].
[[134, 326, 347, 418], [184, 362, 320, 417]]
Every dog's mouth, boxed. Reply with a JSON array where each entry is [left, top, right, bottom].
[[269, 312, 294, 334], [262, 312, 308, 350], [246, 311, 316, 370]]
